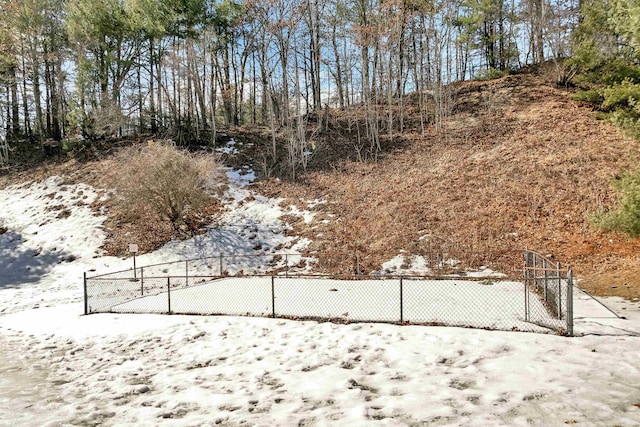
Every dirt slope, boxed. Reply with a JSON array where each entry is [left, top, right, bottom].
[[257, 73, 640, 298]]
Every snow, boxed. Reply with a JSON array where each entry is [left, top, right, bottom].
[[215, 138, 240, 155], [0, 176, 108, 283], [374, 254, 504, 278], [288, 205, 316, 224], [1, 303, 640, 426], [376, 254, 433, 275], [305, 199, 327, 210], [225, 166, 256, 189], [1, 172, 640, 426]]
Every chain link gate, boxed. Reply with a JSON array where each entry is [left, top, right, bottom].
[[523, 249, 574, 336]]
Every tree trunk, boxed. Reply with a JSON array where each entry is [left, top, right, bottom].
[[331, 24, 345, 108], [20, 46, 32, 138], [31, 43, 44, 141], [8, 63, 20, 137], [149, 38, 157, 133], [535, 0, 545, 63]]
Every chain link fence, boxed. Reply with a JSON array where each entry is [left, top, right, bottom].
[[84, 251, 574, 335]]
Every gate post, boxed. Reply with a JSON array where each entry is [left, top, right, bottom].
[[543, 258, 548, 302], [557, 262, 562, 320], [185, 260, 189, 287], [167, 277, 172, 314], [532, 253, 537, 291], [400, 276, 404, 324], [83, 272, 88, 315], [567, 270, 574, 336], [523, 251, 529, 322], [271, 276, 276, 318]]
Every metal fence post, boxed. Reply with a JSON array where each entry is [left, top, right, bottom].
[[83, 272, 88, 315], [271, 276, 276, 318], [219, 254, 223, 276], [567, 270, 574, 336], [141, 267, 144, 296], [523, 252, 529, 322], [167, 277, 172, 314], [543, 258, 548, 302], [557, 262, 562, 320], [285, 254, 289, 277], [185, 260, 189, 287], [532, 253, 537, 291], [400, 276, 404, 324]]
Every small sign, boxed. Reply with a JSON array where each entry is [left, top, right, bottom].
[[128, 244, 139, 253]]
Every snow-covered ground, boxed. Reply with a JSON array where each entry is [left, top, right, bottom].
[[1, 166, 640, 426]]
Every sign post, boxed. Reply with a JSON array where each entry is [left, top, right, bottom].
[[129, 244, 139, 279]]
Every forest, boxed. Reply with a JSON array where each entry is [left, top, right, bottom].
[[0, 0, 640, 176]]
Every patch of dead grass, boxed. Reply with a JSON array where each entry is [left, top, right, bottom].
[[257, 73, 640, 297]]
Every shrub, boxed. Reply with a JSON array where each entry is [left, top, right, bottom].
[[609, 110, 640, 139], [601, 79, 640, 110], [570, 57, 640, 87], [84, 100, 130, 139], [109, 142, 227, 233], [571, 89, 603, 105], [571, 79, 640, 138], [591, 171, 640, 237]]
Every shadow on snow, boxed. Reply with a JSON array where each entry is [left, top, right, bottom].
[[0, 229, 75, 289]]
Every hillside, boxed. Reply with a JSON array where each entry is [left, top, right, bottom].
[[256, 72, 640, 298], [1, 70, 639, 299]]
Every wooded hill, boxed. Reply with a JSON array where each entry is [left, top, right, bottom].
[[2, 66, 639, 299], [254, 68, 640, 299], [0, 0, 593, 170]]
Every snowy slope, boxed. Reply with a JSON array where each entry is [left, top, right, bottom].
[[1, 169, 640, 426]]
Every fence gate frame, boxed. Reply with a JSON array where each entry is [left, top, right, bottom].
[[523, 249, 573, 336]]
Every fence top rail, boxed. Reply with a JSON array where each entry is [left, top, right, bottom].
[[130, 252, 296, 270], [525, 249, 565, 268], [88, 268, 138, 280], [86, 249, 525, 280], [86, 252, 305, 279], [85, 272, 515, 282], [523, 266, 569, 274]]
